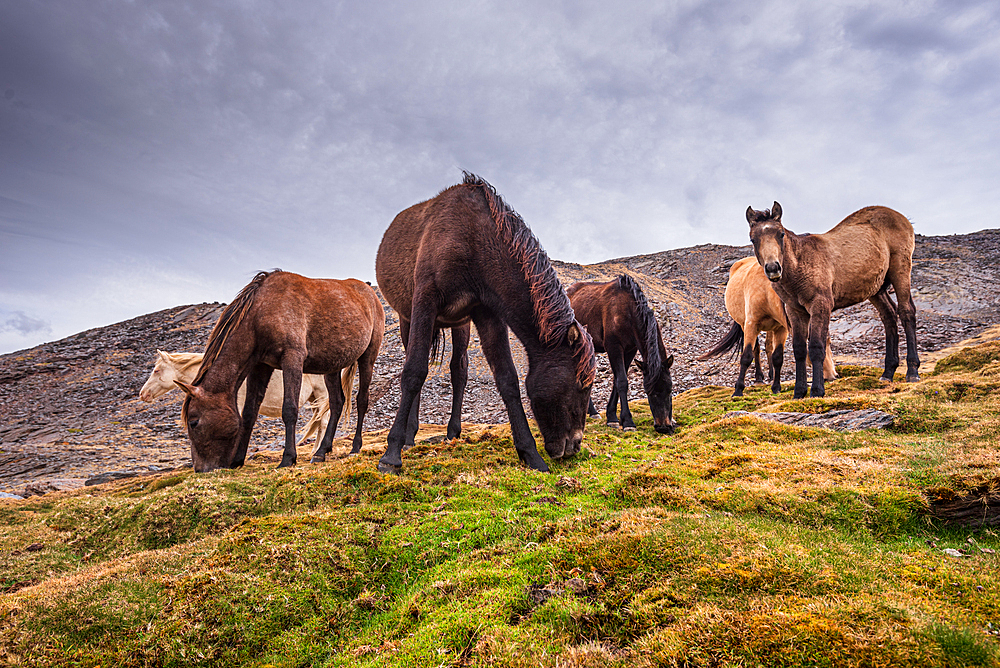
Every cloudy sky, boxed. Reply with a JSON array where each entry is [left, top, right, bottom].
[[2, 0, 998, 354]]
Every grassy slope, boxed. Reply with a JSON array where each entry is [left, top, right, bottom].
[[2, 345, 1000, 667]]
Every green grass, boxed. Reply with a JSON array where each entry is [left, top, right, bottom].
[[2, 344, 1000, 667]]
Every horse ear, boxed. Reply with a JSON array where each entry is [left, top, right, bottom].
[[158, 350, 169, 361], [174, 380, 197, 396], [666, 354, 674, 369], [567, 322, 582, 346], [746, 206, 755, 225], [771, 202, 782, 222]]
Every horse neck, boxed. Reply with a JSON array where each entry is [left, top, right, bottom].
[[483, 253, 554, 360], [197, 334, 254, 397]]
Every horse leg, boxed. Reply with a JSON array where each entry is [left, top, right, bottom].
[[734, 322, 760, 398], [788, 310, 810, 399], [869, 288, 900, 382], [888, 266, 920, 381], [231, 363, 272, 468], [770, 324, 787, 394], [605, 382, 619, 426], [806, 303, 832, 397], [764, 331, 775, 383], [752, 337, 765, 385], [398, 319, 421, 448], [608, 342, 635, 430], [823, 335, 838, 381], [587, 397, 600, 418], [473, 308, 548, 472], [447, 323, 470, 439], [379, 301, 436, 474], [310, 370, 346, 463], [349, 348, 377, 455], [278, 354, 306, 468]]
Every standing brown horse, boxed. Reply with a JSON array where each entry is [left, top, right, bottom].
[[375, 172, 597, 474], [747, 202, 919, 398], [699, 256, 835, 396], [178, 270, 384, 472], [567, 275, 675, 434]]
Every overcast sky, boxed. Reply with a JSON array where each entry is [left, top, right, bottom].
[[2, 0, 998, 354]]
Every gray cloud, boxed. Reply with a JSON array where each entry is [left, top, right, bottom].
[[1, 311, 52, 336], [2, 0, 999, 353]]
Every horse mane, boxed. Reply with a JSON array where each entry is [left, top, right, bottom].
[[193, 270, 276, 385], [461, 171, 596, 385], [617, 274, 663, 379], [163, 351, 204, 375]]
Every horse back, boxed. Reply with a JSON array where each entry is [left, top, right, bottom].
[[567, 279, 638, 352], [819, 206, 914, 307], [375, 185, 489, 326], [252, 273, 382, 372]]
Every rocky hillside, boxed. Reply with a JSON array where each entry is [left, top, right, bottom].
[[3, 229, 1000, 497]]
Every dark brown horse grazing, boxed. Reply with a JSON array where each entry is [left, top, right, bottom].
[[375, 172, 597, 474], [567, 275, 676, 434], [747, 202, 919, 399], [178, 270, 384, 472]]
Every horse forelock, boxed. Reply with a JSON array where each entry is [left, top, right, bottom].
[[617, 275, 663, 378], [194, 270, 277, 385]]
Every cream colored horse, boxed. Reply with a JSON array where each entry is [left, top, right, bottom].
[[139, 350, 354, 447]]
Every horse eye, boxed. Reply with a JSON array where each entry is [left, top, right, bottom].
[[188, 418, 200, 430]]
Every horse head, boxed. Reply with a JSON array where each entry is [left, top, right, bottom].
[[747, 201, 785, 282], [177, 381, 241, 472], [139, 350, 177, 402], [525, 322, 595, 460], [636, 352, 676, 434]]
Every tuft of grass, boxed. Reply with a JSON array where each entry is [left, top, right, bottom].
[[4, 344, 1000, 666]]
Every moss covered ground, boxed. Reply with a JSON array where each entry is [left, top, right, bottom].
[[2, 343, 1000, 667]]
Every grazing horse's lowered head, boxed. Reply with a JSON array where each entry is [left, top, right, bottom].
[[178, 381, 242, 472], [747, 201, 785, 282], [524, 320, 595, 460], [636, 353, 675, 434]]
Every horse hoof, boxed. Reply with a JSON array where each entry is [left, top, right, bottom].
[[906, 374, 920, 383], [277, 459, 296, 468], [622, 426, 637, 432], [377, 460, 402, 475], [606, 421, 619, 428], [310, 456, 326, 464]]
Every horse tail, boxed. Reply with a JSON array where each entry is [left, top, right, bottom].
[[339, 362, 357, 432], [429, 327, 447, 365], [698, 320, 744, 361]]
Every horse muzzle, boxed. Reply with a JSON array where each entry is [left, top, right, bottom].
[[764, 262, 782, 281], [544, 429, 584, 460]]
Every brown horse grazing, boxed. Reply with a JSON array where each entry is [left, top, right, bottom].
[[699, 256, 836, 396], [567, 275, 676, 434], [375, 172, 597, 474], [178, 271, 384, 472], [747, 202, 919, 399]]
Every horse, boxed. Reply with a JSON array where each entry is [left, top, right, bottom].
[[747, 202, 919, 398], [139, 350, 355, 447], [566, 274, 676, 434], [698, 256, 836, 396], [177, 271, 384, 472], [375, 172, 597, 474]]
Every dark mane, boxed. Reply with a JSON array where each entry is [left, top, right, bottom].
[[617, 274, 662, 379], [462, 171, 596, 385], [193, 270, 276, 385]]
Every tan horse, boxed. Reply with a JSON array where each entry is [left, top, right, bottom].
[[139, 350, 353, 447], [747, 202, 919, 398], [699, 257, 835, 396]]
